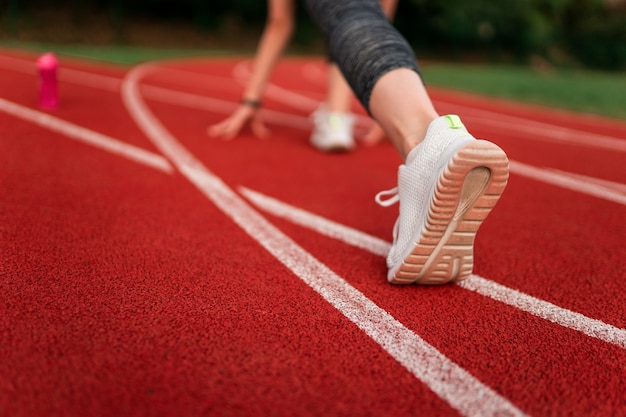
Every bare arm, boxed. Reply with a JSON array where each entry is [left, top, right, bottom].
[[209, 0, 295, 139], [242, 0, 295, 102]]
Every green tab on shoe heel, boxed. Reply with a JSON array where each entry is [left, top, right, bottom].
[[445, 114, 464, 129]]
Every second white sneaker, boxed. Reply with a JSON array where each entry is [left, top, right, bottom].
[[310, 106, 355, 152], [375, 115, 509, 285]]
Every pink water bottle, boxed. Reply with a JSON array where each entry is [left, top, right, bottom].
[[37, 52, 59, 109]]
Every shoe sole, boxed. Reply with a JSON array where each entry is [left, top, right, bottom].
[[390, 140, 509, 285], [317, 144, 354, 153], [310, 137, 355, 153]]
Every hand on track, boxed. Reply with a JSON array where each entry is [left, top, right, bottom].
[[208, 105, 270, 140]]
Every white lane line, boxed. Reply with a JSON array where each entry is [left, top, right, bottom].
[[3, 53, 625, 153], [143, 67, 244, 95], [232, 60, 374, 128], [60, 67, 121, 92], [132, 65, 626, 154], [0, 98, 173, 174], [240, 186, 390, 257], [0, 55, 122, 92], [300, 61, 327, 87], [239, 186, 626, 350], [297, 57, 626, 152], [456, 276, 626, 349], [233, 60, 320, 111], [547, 168, 626, 194], [510, 161, 626, 206], [141, 85, 312, 131], [0, 54, 37, 73], [298, 58, 626, 150], [141, 81, 626, 206], [0, 55, 312, 131], [146, 65, 626, 203], [436, 102, 626, 153], [122, 63, 527, 417], [4, 54, 623, 203]]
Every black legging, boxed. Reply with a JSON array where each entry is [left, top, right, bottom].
[[303, 0, 421, 112]]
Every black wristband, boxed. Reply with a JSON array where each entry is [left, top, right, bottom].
[[241, 98, 261, 109]]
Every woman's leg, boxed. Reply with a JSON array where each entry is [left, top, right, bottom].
[[303, 0, 437, 160], [304, 0, 509, 286], [325, 63, 353, 113], [309, 63, 357, 152]]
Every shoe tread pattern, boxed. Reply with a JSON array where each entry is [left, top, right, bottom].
[[391, 140, 509, 285]]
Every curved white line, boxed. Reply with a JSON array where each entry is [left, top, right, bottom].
[[121, 62, 527, 417]]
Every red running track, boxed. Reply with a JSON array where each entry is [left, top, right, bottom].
[[1, 49, 625, 417]]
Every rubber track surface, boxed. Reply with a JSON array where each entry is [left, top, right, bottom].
[[1, 49, 625, 417]]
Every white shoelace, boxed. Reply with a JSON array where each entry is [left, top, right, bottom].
[[375, 187, 399, 207]]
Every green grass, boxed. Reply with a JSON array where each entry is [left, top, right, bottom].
[[3, 41, 625, 120], [422, 63, 626, 120], [0, 41, 232, 65]]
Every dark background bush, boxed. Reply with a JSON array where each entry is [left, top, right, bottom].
[[1, 0, 624, 70]]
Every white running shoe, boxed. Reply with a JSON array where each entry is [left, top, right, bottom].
[[375, 115, 509, 285], [310, 106, 355, 152]]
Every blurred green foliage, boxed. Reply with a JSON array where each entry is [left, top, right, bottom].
[[397, 0, 626, 70], [1, 0, 625, 70]]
